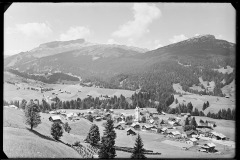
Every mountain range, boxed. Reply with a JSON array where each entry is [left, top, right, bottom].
[[4, 34, 235, 96]]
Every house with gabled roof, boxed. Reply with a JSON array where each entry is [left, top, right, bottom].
[[114, 123, 125, 130], [210, 131, 227, 140], [126, 128, 137, 136], [186, 130, 198, 137], [200, 143, 216, 153], [49, 115, 62, 123]]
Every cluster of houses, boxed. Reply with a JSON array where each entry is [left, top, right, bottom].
[[46, 105, 233, 154]]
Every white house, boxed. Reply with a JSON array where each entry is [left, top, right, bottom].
[[66, 112, 78, 120], [49, 115, 62, 123]]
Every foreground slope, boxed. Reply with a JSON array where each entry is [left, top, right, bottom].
[[3, 107, 81, 158]]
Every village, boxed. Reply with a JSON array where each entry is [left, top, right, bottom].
[[44, 104, 235, 156]]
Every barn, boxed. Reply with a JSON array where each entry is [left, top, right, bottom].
[[49, 115, 62, 123], [114, 124, 125, 130]]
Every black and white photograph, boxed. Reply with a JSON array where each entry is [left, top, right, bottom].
[[3, 3, 236, 158]]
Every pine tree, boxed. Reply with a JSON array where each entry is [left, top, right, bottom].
[[175, 98, 178, 104], [131, 134, 146, 159], [202, 102, 206, 111], [185, 117, 189, 126], [24, 103, 41, 130], [85, 124, 100, 146], [98, 118, 116, 158], [190, 117, 197, 128], [51, 122, 63, 140]]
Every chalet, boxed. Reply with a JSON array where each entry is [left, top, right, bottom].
[[151, 128, 157, 132], [116, 116, 123, 122], [200, 143, 216, 153], [49, 115, 62, 123], [206, 121, 216, 128], [159, 127, 168, 133], [126, 128, 137, 136], [197, 122, 209, 128], [131, 123, 141, 130], [168, 121, 180, 126], [114, 124, 125, 130], [181, 133, 187, 138], [142, 124, 153, 130], [119, 120, 126, 124], [186, 130, 198, 137], [196, 128, 212, 137], [192, 134, 200, 139], [109, 109, 114, 113], [95, 117, 102, 121], [167, 130, 181, 137], [49, 111, 57, 114], [149, 119, 155, 124], [125, 121, 133, 125], [189, 138, 198, 145], [66, 113, 78, 120], [149, 110, 158, 115], [210, 131, 227, 140], [160, 119, 166, 125]]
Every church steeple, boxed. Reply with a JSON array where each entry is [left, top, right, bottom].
[[134, 103, 140, 122]]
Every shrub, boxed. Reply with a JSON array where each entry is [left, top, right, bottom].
[[51, 122, 63, 140], [63, 122, 71, 133], [85, 124, 100, 146], [73, 141, 81, 146]]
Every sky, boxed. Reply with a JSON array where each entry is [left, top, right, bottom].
[[4, 3, 236, 55]]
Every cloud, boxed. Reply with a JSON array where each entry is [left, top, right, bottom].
[[195, 33, 200, 36], [59, 26, 91, 41], [169, 34, 188, 43], [154, 39, 163, 49], [15, 23, 52, 37], [112, 3, 161, 39], [216, 34, 223, 39], [107, 38, 119, 44]]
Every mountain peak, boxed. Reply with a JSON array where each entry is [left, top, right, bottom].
[[186, 34, 215, 41], [39, 38, 86, 48]]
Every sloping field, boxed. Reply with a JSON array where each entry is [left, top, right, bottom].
[[4, 81, 135, 102], [213, 66, 233, 74], [199, 77, 215, 92], [189, 84, 204, 92], [3, 127, 80, 158], [3, 108, 81, 158], [69, 118, 93, 136], [170, 93, 235, 114], [221, 80, 235, 97], [161, 139, 192, 148], [172, 83, 191, 94]]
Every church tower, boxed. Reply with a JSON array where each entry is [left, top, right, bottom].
[[134, 104, 140, 122]]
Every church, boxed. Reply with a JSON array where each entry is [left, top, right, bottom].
[[134, 105, 141, 122]]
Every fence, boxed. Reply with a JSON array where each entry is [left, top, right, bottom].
[[72, 143, 99, 158]]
